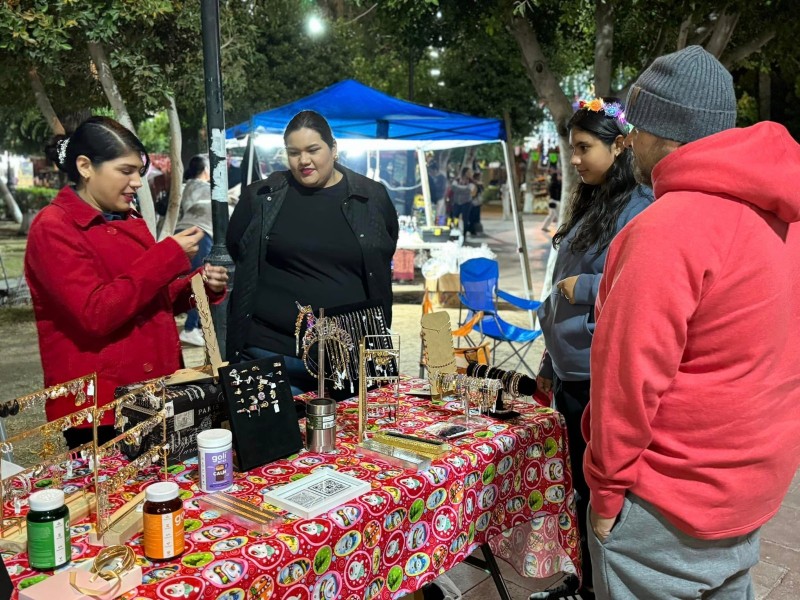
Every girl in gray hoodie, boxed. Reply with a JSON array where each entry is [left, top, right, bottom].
[[535, 99, 653, 597]]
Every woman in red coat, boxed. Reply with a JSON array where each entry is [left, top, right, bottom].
[[25, 116, 228, 448]]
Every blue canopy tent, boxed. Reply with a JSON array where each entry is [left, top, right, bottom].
[[226, 80, 532, 301], [227, 79, 505, 143]]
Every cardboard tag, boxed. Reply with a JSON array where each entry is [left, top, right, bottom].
[[190, 274, 223, 376]]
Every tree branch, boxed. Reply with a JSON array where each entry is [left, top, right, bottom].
[[704, 11, 739, 58], [720, 28, 776, 69], [687, 17, 714, 47], [28, 67, 65, 136], [346, 3, 377, 25], [676, 13, 692, 50], [593, 0, 615, 98], [507, 16, 572, 134]]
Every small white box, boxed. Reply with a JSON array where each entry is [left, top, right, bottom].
[[262, 469, 371, 519]]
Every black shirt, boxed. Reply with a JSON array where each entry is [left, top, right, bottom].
[[248, 176, 368, 355]]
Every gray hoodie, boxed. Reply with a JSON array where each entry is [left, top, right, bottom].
[[537, 184, 653, 381]]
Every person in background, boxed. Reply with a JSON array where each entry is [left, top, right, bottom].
[[536, 98, 653, 600], [428, 161, 448, 223], [542, 169, 561, 231], [175, 155, 213, 346], [469, 171, 484, 236], [26, 116, 227, 449], [450, 167, 475, 240], [226, 110, 398, 395], [584, 46, 800, 599]]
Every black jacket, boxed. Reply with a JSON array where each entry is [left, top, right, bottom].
[[225, 166, 399, 361]]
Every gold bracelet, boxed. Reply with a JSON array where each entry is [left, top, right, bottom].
[[91, 544, 136, 580]]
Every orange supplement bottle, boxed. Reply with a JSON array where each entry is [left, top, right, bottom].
[[143, 481, 184, 560]]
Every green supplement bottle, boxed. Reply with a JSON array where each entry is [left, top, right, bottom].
[[27, 489, 70, 570]]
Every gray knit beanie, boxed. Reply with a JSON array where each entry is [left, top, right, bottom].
[[625, 45, 736, 143]]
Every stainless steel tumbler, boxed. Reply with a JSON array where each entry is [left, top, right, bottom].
[[306, 398, 337, 453]]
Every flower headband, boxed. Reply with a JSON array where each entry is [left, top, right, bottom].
[[578, 98, 633, 133]]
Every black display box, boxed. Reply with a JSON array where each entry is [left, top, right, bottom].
[[114, 379, 228, 463]]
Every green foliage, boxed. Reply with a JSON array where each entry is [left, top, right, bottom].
[[138, 111, 170, 154], [14, 186, 58, 212], [736, 92, 758, 127]]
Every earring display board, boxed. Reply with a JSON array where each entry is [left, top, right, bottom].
[[219, 358, 302, 472], [356, 334, 401, 443], [190, 273, 225, 377], [299, 299, 397, 400], [0, 374, 98, 548], [420, 311, 457, 396]]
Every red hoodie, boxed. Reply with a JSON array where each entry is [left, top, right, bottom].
[[583, 122, 800, 539]]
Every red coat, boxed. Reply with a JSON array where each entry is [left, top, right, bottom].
[[25, 186, 221, 425]]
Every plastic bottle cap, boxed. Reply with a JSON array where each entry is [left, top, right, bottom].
[[145, 481, 180, 503], [197, 429, 232, 449], [29, 489, 65, 512]]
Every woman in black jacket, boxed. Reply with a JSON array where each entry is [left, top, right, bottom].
[[226, 110, 398, 394]]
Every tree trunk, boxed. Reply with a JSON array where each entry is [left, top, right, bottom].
[[88, 40, 157, 236], [461, 147, 477, 172], [593, 0, 615, 98], [158, 96, 185, 241], [509, 14, 576, 298], [508, 17, 574, 132], [28, 67, 65, 136], [676, 14, 692, 50], [438, 149, 451, 177], [704, 11, 739, 58], [181, 125, 202, 171], [759, 69, 771, 121], [0, 178, 22, 225]]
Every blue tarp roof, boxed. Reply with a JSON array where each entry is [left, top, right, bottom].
[[226, 79, 505, 142]]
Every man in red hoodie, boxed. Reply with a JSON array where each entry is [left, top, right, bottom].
[[582, 45, 800, 599]]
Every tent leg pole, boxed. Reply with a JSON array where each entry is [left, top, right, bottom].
[[501, 136, 534, 329], [416, 148, 433, 227]]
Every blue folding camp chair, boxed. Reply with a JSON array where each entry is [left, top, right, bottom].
[[458, 258, 542, 373]]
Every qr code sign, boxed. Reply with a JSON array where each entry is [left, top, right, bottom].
[[284, 490, 324, 510], [309, 479, 349, 497]]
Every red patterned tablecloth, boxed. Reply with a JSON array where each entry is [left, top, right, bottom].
[[7, 379, 579, 599]]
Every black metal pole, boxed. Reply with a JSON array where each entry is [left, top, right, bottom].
[[201, 0, 234, 359]]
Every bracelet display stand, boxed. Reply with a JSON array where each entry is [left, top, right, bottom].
[[430, 372, 502, 429]]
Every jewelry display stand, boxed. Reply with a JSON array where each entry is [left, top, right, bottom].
[[431, 372, 502, 429], [297, 300, 396, 400], [300, 307, 355, 396], [465, 362, 538, 418], [0, 374, 98, 551], [420, 311, 457, 399], [218, 358, 302, 471], [91, 379, 169, 544], [356, 335, 401, 442]]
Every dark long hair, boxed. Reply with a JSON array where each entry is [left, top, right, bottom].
[[552, 100, 637, 255], [44, 116, 150, 184], [283, 110, 335, 148], [184, 154, 209, 182]]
